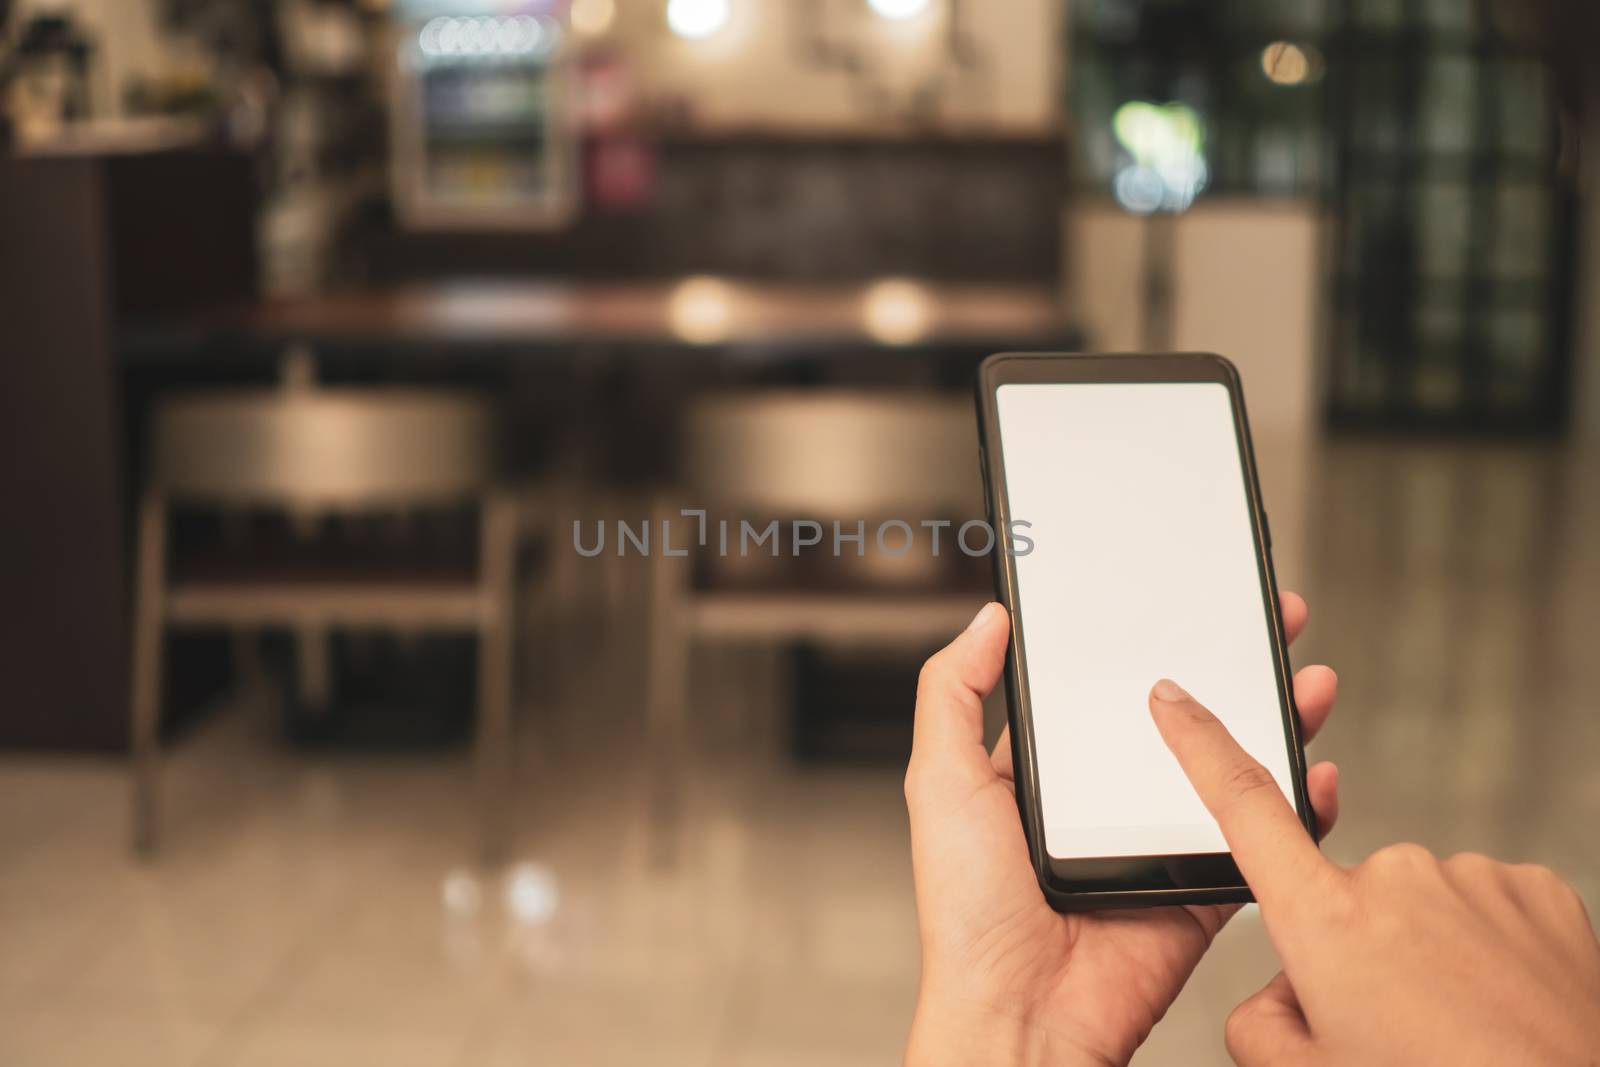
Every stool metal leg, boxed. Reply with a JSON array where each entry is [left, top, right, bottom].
[[130, 494, 167, 857], [477, 493, 517, 866], [645, 496, 689, 869]]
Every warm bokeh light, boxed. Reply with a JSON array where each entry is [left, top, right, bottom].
[[861, 278, 933, 345], [1261, 41, 1323, 86], [866, 0, 932, 20], [667, 0, 731, 40], [570, 0, 617, 38], [669, 276, 735, 343], [504, 862, 561, 926], [441, 868, 483, 917]]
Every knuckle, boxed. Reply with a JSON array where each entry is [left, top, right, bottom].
[[1444, 851, 1498, 876], [1513, 863, 1584, 906], [1380, 842, 1431, 864], [1546, 877, 1587, 916], [1223, 1007, 1248, 1045], [1219, 760, 1280, 802], [1174, 697, 1216, 727], [1369, 842, 1434, 873], [915, 651, 965, 700], [1223, 1002, 1261, 1055], [1443, 852, 1511, 897], [1558, 882, 1592, 925], [1513, 862, 1560, 886]]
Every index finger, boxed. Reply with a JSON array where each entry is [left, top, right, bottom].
[[1149, 679, 1344, 919]]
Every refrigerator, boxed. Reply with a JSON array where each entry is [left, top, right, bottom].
[[389, 1, 578, 229]]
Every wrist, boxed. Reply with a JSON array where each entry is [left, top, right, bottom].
[[904, 993, 1114, 1067]]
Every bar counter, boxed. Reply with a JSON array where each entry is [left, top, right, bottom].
[[126, 278, 1079, 360]]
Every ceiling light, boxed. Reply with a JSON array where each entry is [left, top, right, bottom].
[[1261, 41, 1323, 86], [667, 0, 730, 40], [867, 0, 931, 19], [571, 0, 617, 37]]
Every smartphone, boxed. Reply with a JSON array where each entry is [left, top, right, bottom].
[[974, 352, 1314, 910]]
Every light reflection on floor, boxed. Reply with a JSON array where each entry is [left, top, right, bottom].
[[1, 437, 1597, 1066]]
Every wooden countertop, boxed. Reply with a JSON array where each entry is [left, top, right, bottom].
[[185, 278, 1074, 351]]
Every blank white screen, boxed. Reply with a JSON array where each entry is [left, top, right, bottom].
[[996, 382, 1296, 859]]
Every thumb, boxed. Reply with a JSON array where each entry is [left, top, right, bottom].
[[1225, 971, 1315, 1067], [907, 603, 1009, 796]]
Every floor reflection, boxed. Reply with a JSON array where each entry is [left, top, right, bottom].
[[0, 437, 1596, 1066]]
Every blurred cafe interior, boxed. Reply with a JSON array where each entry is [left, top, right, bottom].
[[2, 0, 1599, 1063]]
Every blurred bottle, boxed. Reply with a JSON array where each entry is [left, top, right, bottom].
[[581, 46, 655, 210], [5, 11, 93, 146]]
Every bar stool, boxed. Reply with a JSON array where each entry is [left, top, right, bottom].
[[645, 390, 989, 861], [129, 388, 517, 863]]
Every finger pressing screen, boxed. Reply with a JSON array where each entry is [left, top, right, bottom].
[[1147, 679, 1342, 923]]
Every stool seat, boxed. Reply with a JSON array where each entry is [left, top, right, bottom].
[[685, 591, 983, 640], [166, 580, 488, 629]]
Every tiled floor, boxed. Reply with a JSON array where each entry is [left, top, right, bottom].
[[3, 437, 1599, 1066]]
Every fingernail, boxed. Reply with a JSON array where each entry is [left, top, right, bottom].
[[966, 603, 996, 632], [1152, 678, 1190, 703]]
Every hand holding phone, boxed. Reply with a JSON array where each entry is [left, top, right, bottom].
[[1149, 681, 1600, 1067], [903, 599, 1341, 1067]]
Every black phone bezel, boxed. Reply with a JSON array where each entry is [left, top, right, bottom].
[[974, 352, 1317, 911]]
